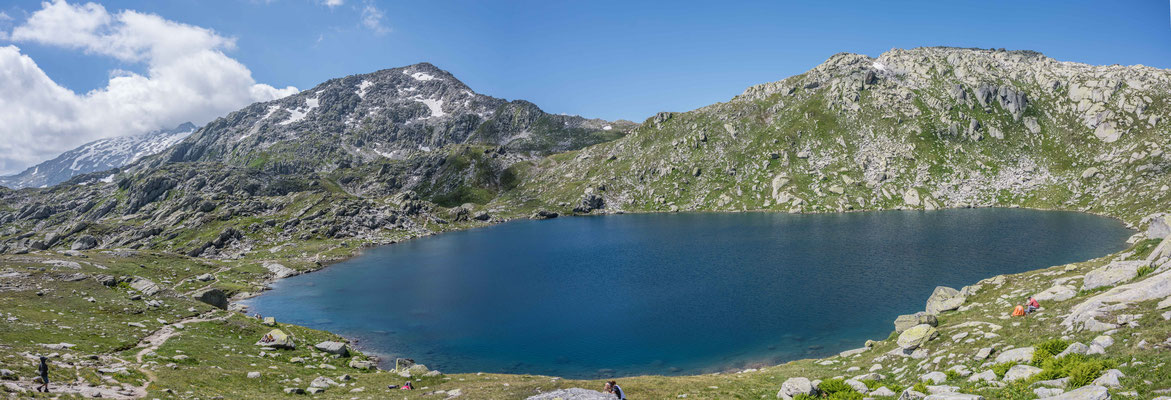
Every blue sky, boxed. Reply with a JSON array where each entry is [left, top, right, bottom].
[[6, 0, 1171, 121], [0, 0, 1169, 173]]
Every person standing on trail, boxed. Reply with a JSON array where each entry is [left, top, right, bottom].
[[36, 355, 49, 393]]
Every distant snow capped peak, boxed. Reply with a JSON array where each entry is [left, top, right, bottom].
[[0, 122, 196, 189]]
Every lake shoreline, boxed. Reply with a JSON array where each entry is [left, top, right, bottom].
[[237, 206, 1138, 379]]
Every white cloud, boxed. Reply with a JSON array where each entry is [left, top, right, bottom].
[[361, 2, 388, 35], [0, 11, 11, 40], [0, 0, 297, 175], [321, 0, 343, 8]]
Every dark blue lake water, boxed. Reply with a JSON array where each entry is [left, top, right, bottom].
[[243, 209, 1132, 378]]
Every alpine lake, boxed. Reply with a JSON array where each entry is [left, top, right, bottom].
[[243, 208, 1133, 379]]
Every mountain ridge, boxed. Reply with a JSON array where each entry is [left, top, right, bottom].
[[0, 122, 196, 189]]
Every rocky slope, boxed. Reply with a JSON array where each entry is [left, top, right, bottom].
[[508, 47, 1169, 223], [0, 123, 195, 189]]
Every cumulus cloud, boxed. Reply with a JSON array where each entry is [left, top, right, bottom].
[[0, 0, 297, 175], [361, 2, 388, 35], [321, 0, 344, 7]]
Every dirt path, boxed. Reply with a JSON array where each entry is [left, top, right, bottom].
[[1, 311, 226, 399], [128, 311, 229, 395]]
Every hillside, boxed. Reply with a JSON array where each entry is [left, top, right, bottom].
[[0, 48, 1169, 399], [507, 47, 1169, 223]]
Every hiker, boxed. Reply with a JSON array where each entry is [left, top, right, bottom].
[[36, 356, 49, 393], [604, 380, 626, 399], [1026, 296, 1040, 314], [1011, 304, 1026, 317], [400, 381, 414, 390]]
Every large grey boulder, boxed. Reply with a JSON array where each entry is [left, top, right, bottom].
[[925, 286, 965, 314], [527, 388, 615, 400], [315, 341, 349, 356], [898, 324, 939, 350], [921, 371, 947, 384], [967, 370, 997, 383], [130, 278, 161, 296], [1034, 388, 1065, 398], [844, 379, 869, 394], [777, 377, 816, 400], [1063, 270, 1171, 331], [1038, 385, 1109, 400], [1056, 342, 1089, 358], [1145, 213, 1171, 239], [1035, 284, 1077, 302], [193, 288, 228, 309], [900, 390, 927, 400], [71, 235, 98, 251], [1082, 260, 1149, 291], [264, 262, 297, 279], [1091, 369, 1123, 387], [310, 376, 337, 388], [995, 347, 1034, 364], [895, 312, 938, 333], [1004, 365, 1043, 382], [257, 329, 295, 349]]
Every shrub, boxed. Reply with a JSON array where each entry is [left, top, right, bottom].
[[945, 370, 962, 381], [912, 382, 928, 394], [1035, 338, 1070, 355], [1068, 360, 1108, 387], [818, 379, 855, 395], [1033, 338, 1070, 365], [792, 394, 818, 400], [992, 361, 1018, 379], [828, 391, 864, 400], [1137, 264, 1155, 278]]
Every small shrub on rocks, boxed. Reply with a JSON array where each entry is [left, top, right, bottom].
[[1032, 338, 1070, 365], [1137, 264, 1155, 278], [992, 361, 1018, 379], [818, 379, 854, 395], [1068, 360, 1109, 388]]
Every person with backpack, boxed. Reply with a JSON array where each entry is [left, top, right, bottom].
[[36, 356, 49, 393]]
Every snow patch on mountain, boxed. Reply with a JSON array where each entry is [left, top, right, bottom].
[[279, 97, 320, 125], [406, 71, 437, 81], [418, 98, 446, 118]]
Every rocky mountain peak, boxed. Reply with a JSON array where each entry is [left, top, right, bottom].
[[152, 62, 632, 175]]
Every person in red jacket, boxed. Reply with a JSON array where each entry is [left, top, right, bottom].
[[1026, 296, 1040, 314]]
